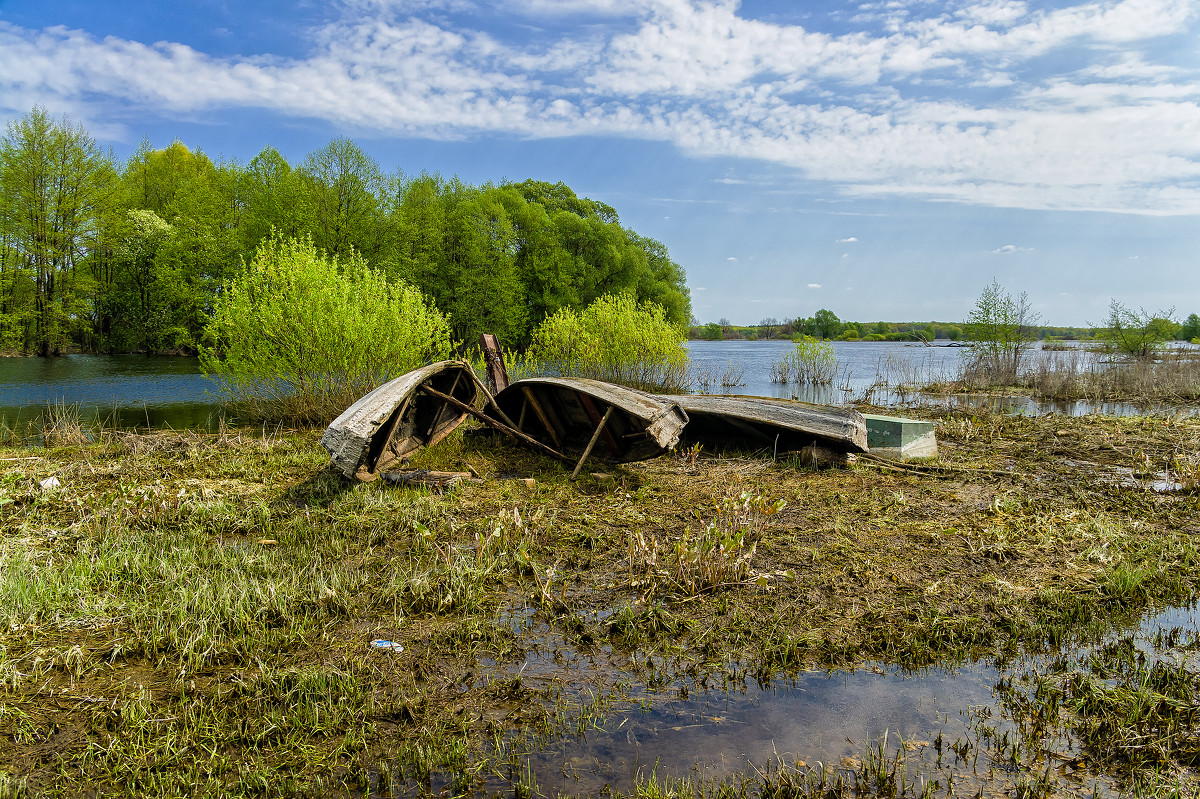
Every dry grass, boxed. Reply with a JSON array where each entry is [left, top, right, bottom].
[[2, 409, 1200, 796]]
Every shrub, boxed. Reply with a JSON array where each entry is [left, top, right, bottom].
[[963, 279, 1040, 384], [1099, 300, 1176, 360], [527, 293, 688, 392], [772, 337, 838, 384], [201, 235, 453, 424]]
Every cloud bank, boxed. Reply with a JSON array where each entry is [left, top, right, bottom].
[[2, 0, 1199, 214]]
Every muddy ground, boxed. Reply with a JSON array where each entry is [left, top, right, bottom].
[[1, 407, 1199, 797]]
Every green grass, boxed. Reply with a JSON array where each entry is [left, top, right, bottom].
[[1, 410, 1199, 796]]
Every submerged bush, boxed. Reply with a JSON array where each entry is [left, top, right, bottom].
[[202, 235, 452, 424], [771, 337, 838, 384], [527, 293, 688, 392]]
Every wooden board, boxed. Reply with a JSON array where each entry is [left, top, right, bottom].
[[667, 394, 869, 453]]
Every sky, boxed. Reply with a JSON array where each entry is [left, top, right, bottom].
[[1, 0, 1198, 327]]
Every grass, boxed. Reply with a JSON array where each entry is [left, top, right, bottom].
[[2, 409, 1200, 796], [951, 346, 1200, 404]]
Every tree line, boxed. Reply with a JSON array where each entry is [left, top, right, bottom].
[[0, 108, 690, 357], [694, 308, 1199, 345]]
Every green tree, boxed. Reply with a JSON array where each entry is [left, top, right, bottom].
[[963, 279, 1041, 382], [1177, 313, 1200, 342], [105, 140, 239, 352], [202, 235, 452, 424], [1099, 300, 1176, 359], [0, 108, 116, 355], [237, 145, 312, 254], [528, 293, 688, 392], [810, 308, 842, 339], [299, 138, 389, 261]]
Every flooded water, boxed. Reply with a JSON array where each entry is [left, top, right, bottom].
[[0, 342, 1190, 433], [0, 354, 222, 431], [686, 339, 1192, 417], [518, 602, 1200, 797]]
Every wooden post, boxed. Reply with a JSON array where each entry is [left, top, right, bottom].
[[571, 405, 615, 481], [479, 333, 510, 393]]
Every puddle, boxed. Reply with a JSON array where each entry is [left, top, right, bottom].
[[510, 603, 1200, 797]]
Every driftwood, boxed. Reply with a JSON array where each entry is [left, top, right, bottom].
[[488, 377, 689, 463], [666, 394, 869, 454], [382, 470, 474, 489], [319, 361, 480, 480]]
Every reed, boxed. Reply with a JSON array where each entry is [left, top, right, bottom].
[[39, 400, 91, 446]]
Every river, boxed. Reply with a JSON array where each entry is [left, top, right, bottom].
[[0, 341, 1176, 433]]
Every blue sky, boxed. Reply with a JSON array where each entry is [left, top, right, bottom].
[[2, 0, 1198, 326]]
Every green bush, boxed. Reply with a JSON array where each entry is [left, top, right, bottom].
[[771, 336, 838, 384], [202, 235, 453, 424], [527, 293, 688, 392]]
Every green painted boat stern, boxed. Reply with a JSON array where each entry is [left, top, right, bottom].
[[861, 413, 938, 460]]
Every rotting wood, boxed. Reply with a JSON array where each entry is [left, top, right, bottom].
[[479, 333, 510, 393], [320, 360, 479, 480], [571, 405, 615, 480], [418, 385, 575, 466], [382, 469, 475, 489], [520, 385, 562, 448], [666, 393, 868, 453], [576, 392, 621, 458], [424, 369, 463, 439], [488, 377, 688, 463]]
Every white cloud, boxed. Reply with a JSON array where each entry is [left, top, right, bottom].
[[2, 0, 1200, 213], [991, 244, 1033, 253], [808, 283, 822, 288], [837, 236, 858, 242]]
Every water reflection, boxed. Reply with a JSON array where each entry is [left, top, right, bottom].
[[528, 602, 1200, 797], [0, 354, 221, 431]]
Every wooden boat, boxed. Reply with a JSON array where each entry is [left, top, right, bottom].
[[320, 361, 480, 480], [486, 377, 689, 464], [666, 394, 868, 454]]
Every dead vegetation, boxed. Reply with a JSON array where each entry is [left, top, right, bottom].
[[1, 408, 1199, 797]]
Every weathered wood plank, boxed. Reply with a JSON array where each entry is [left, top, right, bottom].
[[667, 394, 868, 453], [488, 377, 688, 462]]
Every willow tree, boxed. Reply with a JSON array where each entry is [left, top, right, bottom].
[[0, 108, 115, 355], [963, 279, 1041, 383]]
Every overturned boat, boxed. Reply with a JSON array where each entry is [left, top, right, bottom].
[[486, 377, 689, 464], [666, 394, 868, 454], [320, 361, 480, 480]]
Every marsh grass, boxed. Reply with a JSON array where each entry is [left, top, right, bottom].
[[3, 412, 1200, 796], [954, 347, 1200, 404], [38, 400, 92, 446]]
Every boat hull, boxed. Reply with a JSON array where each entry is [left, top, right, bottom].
[[488, 377, 688, 462], [667, 394, 868, 453], [320, 361, 480, 480]]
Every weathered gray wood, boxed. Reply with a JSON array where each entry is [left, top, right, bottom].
[[488, 377, 688, 462], [419, 385, 575, 466], [320, 361, 480, 480], [479, 333, 510, 393], [667, 394, 868, 453], [571, 405, 615, 480]]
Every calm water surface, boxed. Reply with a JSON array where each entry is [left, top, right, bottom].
[[0, 354, 221, 430], [0, 342, 1184, 432]]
